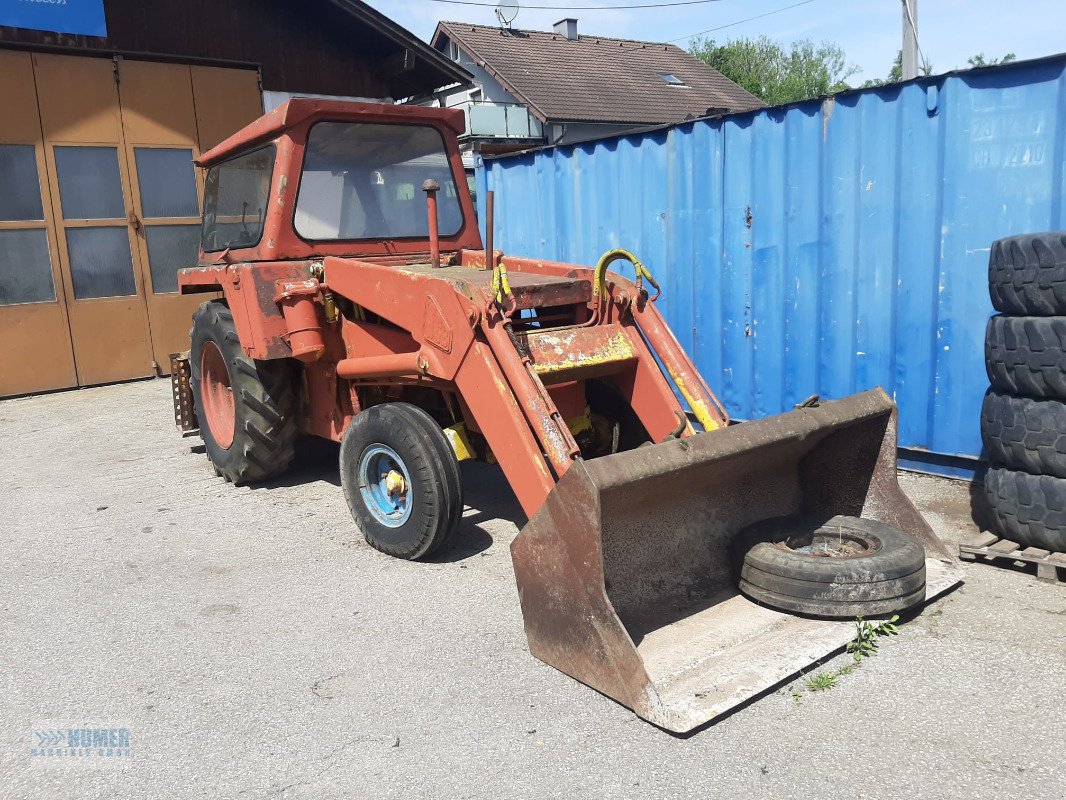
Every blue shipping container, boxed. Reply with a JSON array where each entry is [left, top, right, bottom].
[[477, 56, 1066, 476]]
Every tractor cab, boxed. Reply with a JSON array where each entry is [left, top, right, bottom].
[[193, 99, 481, 265]]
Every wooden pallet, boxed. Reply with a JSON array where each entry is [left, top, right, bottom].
[[959, 532, 1066, 584]]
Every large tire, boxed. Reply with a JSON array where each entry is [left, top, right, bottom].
[[983, 466, 1066, 552], [340, 402, 462, 560], [190, 300, 297, 484], [989, 232, 1066, 316], [985, 315, 1066, 399], [734, 515, 927, 618], [981, 390, 1066, 478]]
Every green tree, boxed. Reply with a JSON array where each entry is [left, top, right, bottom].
[[967, 52, 1016, 67], [689, 35, 858, 105], [861, 50, 933, 88], [862, 50, 1016, 88]]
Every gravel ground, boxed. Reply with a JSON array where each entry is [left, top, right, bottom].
[[1, 378, 1063, 800]]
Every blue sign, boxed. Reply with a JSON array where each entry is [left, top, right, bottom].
[[1, 0, 107, 37]]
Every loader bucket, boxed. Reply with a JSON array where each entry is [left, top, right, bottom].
[[511, 388, 962, 733]]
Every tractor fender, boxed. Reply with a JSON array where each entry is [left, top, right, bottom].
[[178, 261, 321, 360]]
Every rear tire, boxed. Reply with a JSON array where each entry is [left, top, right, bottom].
[[340, 402, 462, 560], [190, 300, 297, 484], [985, 316, 1066, 399], [981, 390, 1066, 478], [989, 231, 1066, 316], [734, 515, 927, 618], [982, 466, 1066, 552]]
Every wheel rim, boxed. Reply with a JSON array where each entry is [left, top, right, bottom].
[[357, 444, 413, 527], [199, 339, 235, 449], [779, 525, 879, 559]]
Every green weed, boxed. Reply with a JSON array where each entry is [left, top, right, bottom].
[[846, 615, 900, 663], [804, 672, 839, 692]]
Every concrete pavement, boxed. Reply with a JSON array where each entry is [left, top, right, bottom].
[[1, 378, 1063, 799]]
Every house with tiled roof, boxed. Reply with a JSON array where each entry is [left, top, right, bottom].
[[423, 18, 764, 161]]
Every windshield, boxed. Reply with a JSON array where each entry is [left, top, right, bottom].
[[200, 145, 274, 252], [294, 122, 463, 241]]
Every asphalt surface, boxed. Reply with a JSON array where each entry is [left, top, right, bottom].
[[1, 378, 1063, 799]]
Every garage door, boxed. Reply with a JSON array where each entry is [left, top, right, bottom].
[[0, 51, 262, 396]]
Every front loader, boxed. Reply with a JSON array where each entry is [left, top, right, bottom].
[[173, 99, 961, 732]]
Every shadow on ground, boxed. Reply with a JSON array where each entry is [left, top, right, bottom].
[[240, 436, 525, 561]]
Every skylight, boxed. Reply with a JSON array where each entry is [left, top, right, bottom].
[[659, 72, 686, 86]]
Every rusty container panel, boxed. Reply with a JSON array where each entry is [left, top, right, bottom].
[[511, 389, 962, 732], [479, 56, 1066, 476]]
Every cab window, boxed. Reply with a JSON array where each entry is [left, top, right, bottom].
[[294, 122, 463, 241]]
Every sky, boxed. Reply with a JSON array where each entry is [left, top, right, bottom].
[[365, 0, 1066, 85]]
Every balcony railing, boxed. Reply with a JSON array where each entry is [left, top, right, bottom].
[[450, 100, 544, 140]]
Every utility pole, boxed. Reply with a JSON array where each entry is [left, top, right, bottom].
[[901, 0, 919, 79]]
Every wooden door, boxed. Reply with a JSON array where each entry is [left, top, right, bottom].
[[117, 59, 207, 370], [117, 62, 263, 370], [0, 51, 78, 396], [34, 53, 155, 386]]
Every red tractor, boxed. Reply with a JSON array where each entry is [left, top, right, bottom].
[[173, 100, 960, 732]]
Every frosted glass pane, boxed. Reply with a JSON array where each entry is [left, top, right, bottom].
[[67, 226, 136, 299], [54, 146, 125, 220], [0, 145, 44, 221], [145, 224, 200, 294], [135, 148, 199, 218], [0, 228, 54, 305]]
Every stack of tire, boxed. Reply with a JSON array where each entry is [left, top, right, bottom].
[[982, 231, 1066, 554]]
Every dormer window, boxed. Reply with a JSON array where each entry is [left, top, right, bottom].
[[659, 72, 686, 86]]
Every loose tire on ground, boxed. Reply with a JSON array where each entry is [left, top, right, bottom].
[[734, 515, 927, 618], [989, 231, 1066, 316], [340, 402, 462, 560], [190, 300, 297, 484], [981, 390, 1066, 479], [985, 315, 1066, 399], [982, 466, 1066, 552]]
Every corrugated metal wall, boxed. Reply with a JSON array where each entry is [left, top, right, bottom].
[[478, 56, 1066, 470]]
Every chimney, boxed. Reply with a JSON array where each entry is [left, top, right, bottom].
[[553, 18, 578, 41]]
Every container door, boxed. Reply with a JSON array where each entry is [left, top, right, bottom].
[[34, 53, 154, 385], [0, 51, 78, 396]]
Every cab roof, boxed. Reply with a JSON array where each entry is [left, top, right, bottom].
[[196, 99, 467, 167]]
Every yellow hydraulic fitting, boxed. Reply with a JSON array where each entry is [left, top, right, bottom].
[[592, 248, 661, 302]]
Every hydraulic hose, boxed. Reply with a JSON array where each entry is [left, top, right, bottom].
[[592, 248, 661, 303]]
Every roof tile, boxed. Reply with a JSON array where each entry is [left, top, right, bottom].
[[436, 21, 764, 124]]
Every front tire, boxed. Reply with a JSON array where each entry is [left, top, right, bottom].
[[190, 300, 297, 484], [340, 402, 462, 560], [734, 515, 927, 618]]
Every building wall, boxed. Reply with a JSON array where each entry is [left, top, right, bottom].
[[548, 122, 643, 146], [478, 57, 1066, 474], [0, 0, 451, 98], [263, 91, 387, 113], [425, 44, 520, 110], [445, 50, 516, 107]]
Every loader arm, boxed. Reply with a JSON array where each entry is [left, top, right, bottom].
[[321, 253, 726, 517]]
